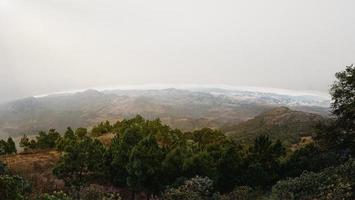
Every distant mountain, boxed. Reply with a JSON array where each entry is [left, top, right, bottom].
[[0, 88, 330, 139], [192, 87, 330, 107], [223, 107, 326, 146]]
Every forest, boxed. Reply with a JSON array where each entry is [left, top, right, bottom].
[[1, 65, 355, 200]]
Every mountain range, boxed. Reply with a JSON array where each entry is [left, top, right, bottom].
[[0, 87, 330, 139]]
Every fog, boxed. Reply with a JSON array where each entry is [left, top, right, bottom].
[[0, 0, 354, 102]]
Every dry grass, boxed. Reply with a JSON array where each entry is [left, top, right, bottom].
[[291, 136, 314, 151], [0, 138, 149, 199], [96, 133, 116, 146], [1, 150, 65, 194]]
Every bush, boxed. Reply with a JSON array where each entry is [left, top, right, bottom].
[[37, 129, 61, 149], [0, 137, 17, 155], [20, 129, 62, 150], [282, 144, 341, 178], [80, 185, 122, 200], [0, 174, 31, 200], [162, 176, 218, 200], [53, 136, 105, 199], [20, 135, 37, 150], [35, 191, 73, 200], [219, 186, 262, 200], [91, 121, 113, 137], [271, 159, 355, 200]]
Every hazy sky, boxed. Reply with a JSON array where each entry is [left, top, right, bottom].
[[0, 0, 354, 102]]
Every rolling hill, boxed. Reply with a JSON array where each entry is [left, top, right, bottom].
[[223, 107, 326, 146], [0, 88, 330, 139]]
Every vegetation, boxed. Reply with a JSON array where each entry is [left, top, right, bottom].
[[53, 136, 105, 199], [34, 191, 73, 200], [162, 176, 217, 200], [20, 129, 61, 150], [0, 161, 31, 200], [0, 65, 354, 199], [224, 107, 324, 146], [316, 64, 355, 156], [91, 120, 114, 137], [0, 137, 17, 155], [271, 159, 355, 200]]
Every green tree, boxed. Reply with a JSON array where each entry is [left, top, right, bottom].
[[109, 126, 144, 187], [271, 159, 355, 200], [162, 141, 194, 185], [20, 134, 37, 150], [0, 174, 31, 200], [0, 138, 16, 156], [317, 64, 355, 156], [19, 134, 30, 149], [282, 143, 340, 178], [36, 129, 61, 149], [75, 128, 87, 139], [126, 135, 165, 199], [241, 135, 286, 189], [7, 137, 17, 154], [91, 120, 113, 137], [53, 137, 105, 200], [213, 142, 242, 192], [114, 115, 145, 134], [56, 127, 76, 151], [64, 127, 75, 140], [182, 150, 215, 180], [185, 128, 226, 148]]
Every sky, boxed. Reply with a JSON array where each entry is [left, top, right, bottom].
[[0, 0, 354, 103]]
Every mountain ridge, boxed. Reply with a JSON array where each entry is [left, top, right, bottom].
[[0, 88, 329, 139]]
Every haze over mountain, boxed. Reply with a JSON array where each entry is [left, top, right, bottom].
[[0, 86, 330, 139]]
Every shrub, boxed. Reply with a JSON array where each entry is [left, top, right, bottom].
[[0, 137, 17, 155], [0, 174, 31, 200], [271, 159, 355, 200], [218, 186, 262, 200], [91, 121, 113, 137], [282, 143, 341, 178], [162, 176, 217, 200], [35, 191, 73, 200], [80, 185, 122, 200], [53, 137, 105, 199]]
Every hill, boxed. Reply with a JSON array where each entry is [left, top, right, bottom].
[[0, 88, 329, 139], [223, 107, 325, 146]]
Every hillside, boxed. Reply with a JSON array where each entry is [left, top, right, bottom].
[[223, 107, 325, 146], [2, 150, 63, 193], [0, 88, 329, 139]]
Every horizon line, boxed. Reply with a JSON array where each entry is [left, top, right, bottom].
[[32, 84, 330, 99]]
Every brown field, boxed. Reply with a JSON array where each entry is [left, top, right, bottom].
[[0, 139, 150, 199], [0, 150, 65, 194]]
